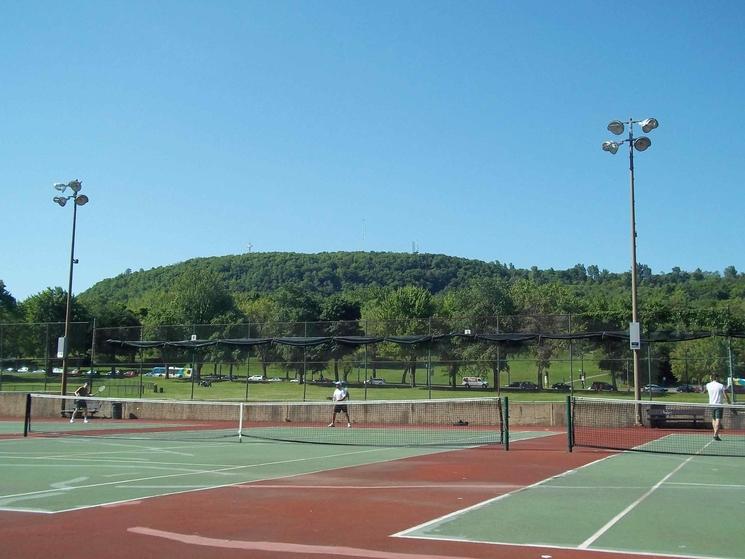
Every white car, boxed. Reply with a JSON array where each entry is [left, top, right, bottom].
[[462, 376, 488, 388], [18, 366, 30, 373], [365, 378, 385, 385], [267, 377, 283, 382], [247, 375, 265, 382]]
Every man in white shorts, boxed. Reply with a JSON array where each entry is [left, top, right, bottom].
[[704, 373, 731, 441], [328, 381, 351, 428]]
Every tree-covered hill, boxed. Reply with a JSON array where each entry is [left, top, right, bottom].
[[80, 251, 517, 308], [78, 252, 745, 316]]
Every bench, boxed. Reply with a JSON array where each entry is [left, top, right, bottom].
[[647, 406, 706, 428], [61, 405, 100, 418]]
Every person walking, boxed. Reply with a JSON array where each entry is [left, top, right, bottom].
[[328, 381, 351, 428], [70, 381, 91, 424], [704, 373, 731, 440]]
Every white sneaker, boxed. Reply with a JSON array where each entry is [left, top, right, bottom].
[[83, 419, 88, 424], [327, 423, 335, 427], [347, 423, 351, 428], [70, 419, 74, 423]]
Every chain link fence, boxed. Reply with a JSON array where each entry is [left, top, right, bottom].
[[2, 316, 744, 399]]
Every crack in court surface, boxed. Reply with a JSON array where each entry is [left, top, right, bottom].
[[128, 527, 480, 559]]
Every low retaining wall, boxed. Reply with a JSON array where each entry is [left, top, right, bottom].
[[0, 393, 567, 427]]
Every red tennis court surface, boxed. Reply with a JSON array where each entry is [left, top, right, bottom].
[[0, 433, 660, 559]]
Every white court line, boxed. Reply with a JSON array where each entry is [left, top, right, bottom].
[[396, 441, 729, 559], [0, 446, 387, 501], [0, 445, 443, 514], [394, 453, 618, 538], [2, 454, 259, 470], [578, 440, 713, 549], [0, 436, 269, 461], [238, 483, 522, 490]]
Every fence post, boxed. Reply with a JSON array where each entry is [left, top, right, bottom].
[[503, 396, 509, 451], [567, 395, 573, 451], [728, 336, 736, 403], [569, 314, 574, 397], [427, 317, 432, 399]]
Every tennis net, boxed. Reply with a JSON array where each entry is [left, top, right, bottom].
[[570, 397, 745, 457], [25, 393, 504, 447]]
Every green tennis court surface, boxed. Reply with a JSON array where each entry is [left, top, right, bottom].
[[0, 420, 191, 435], [0, 429, 546, 514], [398, 435, 745, 559]]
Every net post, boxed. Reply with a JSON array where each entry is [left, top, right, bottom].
[[24, 393, 31, 437], [566, 394, 573, 452], [238, 402, 244, 442], [503, 396, 509, 451]]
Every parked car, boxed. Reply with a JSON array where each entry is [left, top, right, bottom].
[[642, 384, 668, 394], [462, 377, 488, 389], [18, 366, 30, 373], [590, 381, 615, 391], [507, 381, 539, 391], [676, 384, 696, 393], [551, 382, 571, 392], [364, 378, 386, 385], [267, 377, 283, 382], [247, 375, 265, 382]]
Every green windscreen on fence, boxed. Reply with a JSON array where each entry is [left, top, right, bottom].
[[571, 397, 745, 457], [25, 393, 504, 448]]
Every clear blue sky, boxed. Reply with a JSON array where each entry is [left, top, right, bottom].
[[3, 1, 745, 302]]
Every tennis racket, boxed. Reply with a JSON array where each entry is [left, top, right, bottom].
[[96, 385, 106, 393]]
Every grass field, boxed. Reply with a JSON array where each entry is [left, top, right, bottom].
[[0, 369, 722, 404]]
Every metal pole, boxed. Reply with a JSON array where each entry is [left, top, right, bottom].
[[629, 126, 642, 420], [427, 317, 432, 399], [245, 322, 251, 401], [569, 314, 574, 397], [190, 349, 195, 399], [728, 337, 736, 403], [90, 317, 96, 369], [302, 321, 307, 402], [61, 200, 78, 396], [647, 343, 653, 401]]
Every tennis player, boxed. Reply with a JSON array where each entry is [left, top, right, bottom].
[[704, 373, 731, 440], [328, 381, 351, 428], [70, 381, 91, 424]]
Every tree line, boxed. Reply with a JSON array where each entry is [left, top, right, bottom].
[[2, 252, 744, 387]]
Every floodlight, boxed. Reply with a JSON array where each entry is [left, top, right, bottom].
[[639, 118, 658, 133], [68, 179, 82, 193], [607, 120, 625, 135], [602, 141, 620, 154], [53, 196, 67, 207], [53, 182, 67, 192], [75, 194, 89, 206], [634, 137, 651, 151]]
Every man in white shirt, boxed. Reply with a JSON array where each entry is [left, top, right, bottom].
[[704, 373, 731, 441], [328, 381, 351, 428]]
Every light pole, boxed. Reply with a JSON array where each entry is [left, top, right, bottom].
[[602, 117, 658, 416], [53, 179, 90, 396]]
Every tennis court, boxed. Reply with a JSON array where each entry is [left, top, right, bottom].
[[0, 395, 743, 559]]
